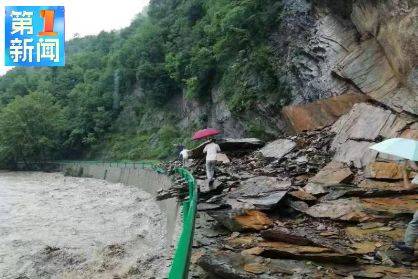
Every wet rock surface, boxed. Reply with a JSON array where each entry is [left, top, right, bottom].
[[364, 162, 414, 180], [154, 0, 418, 276], [271, 0, 417, 117], [336, 1, 417, 115], [258, 139, 296, 160], [163, 3, 418, 268], [282, 92, 369, 133], [331, 103, 416, 168], [163, 104, 417, 278]]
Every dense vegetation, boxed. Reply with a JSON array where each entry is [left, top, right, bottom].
[[0, 0, 290, 165]]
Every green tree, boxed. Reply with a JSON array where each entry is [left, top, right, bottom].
[[0, 0, 291, 162], [0, 92, 68, 165]]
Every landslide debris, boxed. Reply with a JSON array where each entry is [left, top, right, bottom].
[[162, 101, 418, 278]]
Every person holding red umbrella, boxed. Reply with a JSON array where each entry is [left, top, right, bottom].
[[192, 128, 222, 185], [203, 138, 221, 185]]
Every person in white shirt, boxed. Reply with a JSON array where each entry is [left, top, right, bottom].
[[203, 138, 221, 184], [179, 147, 189, 166], [395, 160, 417, 255]]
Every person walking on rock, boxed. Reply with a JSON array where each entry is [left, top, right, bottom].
[[179, 146, 190, 166], [395, 160, 418, 255], [203, 138, 221, 185]]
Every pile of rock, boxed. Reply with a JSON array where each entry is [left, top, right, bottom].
[[161, 100, 418, 278], [161, 0, 418, 275]]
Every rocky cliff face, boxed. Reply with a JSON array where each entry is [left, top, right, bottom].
[[158, 1, 418, 277], [337, 0, 417, 114], [272, 0, 357, 103], [181, 0, 417, 137], [115, 0, 416, 141], [273, 0, 417, 112]]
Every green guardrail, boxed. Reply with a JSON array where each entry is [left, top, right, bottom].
[[168, 167, 198, 279], [23, 160, 197, 278]]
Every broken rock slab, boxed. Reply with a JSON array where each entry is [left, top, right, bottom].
[[361, 195, 418, 216], [331, 103, 395, 142], [305, 195, 418, 222], [243, 241, 356, 264], [193, 212, 229, 247], [198, 250, 320, 278], [303, 161, 353, 195], [196, 179, 223, 194], [282, 91, 369, 133], [258, 139, 296, 160], [237, 176, 290, 195], [223, 177, 291, 210], [304, 198, 380, 222], [364, 162, 415, 180], [400, 122, 418, 140], [261, 227, 353, 255], [310, 161, 353, 185], [236, 192, 288, 210], [218, 138, 265, 151], [288, 190, 317, 201], [303, 182, 361, 197], [334, 140, 378, 169], [303, 183, 330, 195], [198, 250, 418, 279], [318, 188, 366, 201], [261, 228, 313, 246], [336, 265, 418, 279], [346, 225, 418, 252], [358, 179, 418, 196], [209, 210, 273, 232], [330, 103, 413, 168]]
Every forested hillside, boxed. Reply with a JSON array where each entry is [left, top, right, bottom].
[[0, 0, 291, 165], [2, 0, 415, 166]]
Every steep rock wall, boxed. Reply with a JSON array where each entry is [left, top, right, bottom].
[[187, 0, 417, 136], [115, 0, 416, 139]]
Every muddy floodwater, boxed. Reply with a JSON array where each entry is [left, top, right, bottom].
[[0, 171, 169, 279]]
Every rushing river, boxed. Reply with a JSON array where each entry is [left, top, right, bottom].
[[0, 171, 168, 279]]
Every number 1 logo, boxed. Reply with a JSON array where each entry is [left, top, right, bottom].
[[39, 10, 57, 36]]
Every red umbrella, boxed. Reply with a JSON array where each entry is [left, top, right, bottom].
[[192, 128, 221, 140]]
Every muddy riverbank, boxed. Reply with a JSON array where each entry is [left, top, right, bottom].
[[0, 171, 168, 278]]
